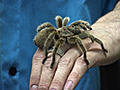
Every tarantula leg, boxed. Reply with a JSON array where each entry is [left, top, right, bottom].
[[71, 23, 88, 31], [80, 31, 108, 53], [73, 36, 89, 65], [42, 31, 56, 64], [79, 24, 89, 30], [55, 16, 63, 28], [80, 20, 92, 30], [68, 27, 81, 35], [70, 20, 92, 30], [62, 17, 70, 26], [50, 38, 65, 68], [37, 22, 56, 32], [76, 38, 89, 65], [78, 31, 93, 43], [89, 35, 108, 53], [83, 51, 89, 65]]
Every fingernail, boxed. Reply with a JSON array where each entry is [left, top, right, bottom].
[[64, 80, 73, 90], [31, 85, 38, 90], [50, 88, 56, 90]]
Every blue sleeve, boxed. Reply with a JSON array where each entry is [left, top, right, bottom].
[[1, 0, 118, 90]]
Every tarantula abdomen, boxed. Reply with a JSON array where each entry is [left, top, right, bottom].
[[33, 28, 54, 49]]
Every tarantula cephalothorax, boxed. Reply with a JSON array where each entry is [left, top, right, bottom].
[[34, 16, 108, 68]]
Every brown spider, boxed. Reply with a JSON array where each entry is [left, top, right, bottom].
[[34, 16, 108, 68]]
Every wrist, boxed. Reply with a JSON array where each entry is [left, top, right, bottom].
[[90, 21, 120, 65]]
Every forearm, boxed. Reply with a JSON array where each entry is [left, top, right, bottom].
[[90, 1, 120, 65], [96, 1, 120, 23]]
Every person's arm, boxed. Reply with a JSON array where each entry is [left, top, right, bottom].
[[30, 1, 120, 90], [90, 1, 120, 66]]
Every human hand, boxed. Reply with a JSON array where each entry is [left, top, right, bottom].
[[30, 21, 120, 90], [30, 5, 120, 89]]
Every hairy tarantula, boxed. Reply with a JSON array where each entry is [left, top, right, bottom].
[[34, 16, 108, 68]]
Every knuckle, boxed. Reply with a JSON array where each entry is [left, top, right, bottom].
[[32, 57, 42, 65], [30, 75, 40, 82], [33, 50, 44, 59], [59, 58, 71, 67], [31, 63, 42, 75], [44, 57, 53, 66], [77, 57, 88, 67], [43, 55, 60, 68], [32, 61, 41, 67], [30, 75, 40, 86], [50, 80, 63, 89], [38, 79, 50, 89], [31, 69, 40, 76], [70, 72, 79, 79], [33, 54, 44, 62], [38, 84, 49, 90]]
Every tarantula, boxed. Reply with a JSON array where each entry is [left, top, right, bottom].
[[34, 16, 108, 68]]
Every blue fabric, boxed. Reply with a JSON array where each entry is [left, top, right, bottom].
[[1, 0, 118, 90]]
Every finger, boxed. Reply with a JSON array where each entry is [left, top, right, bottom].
[[49, 47, 81, 90], [38, 43, 73, 90], [64, 46, 108, 90], [64, 56, 88, 90], [38, 53, 60, 90], [30, 49, 44, 90]]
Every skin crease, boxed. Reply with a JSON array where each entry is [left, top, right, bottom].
[[30, 1, 120, 90]]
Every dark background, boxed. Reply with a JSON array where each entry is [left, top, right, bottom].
[[101, 61, 120, 90]]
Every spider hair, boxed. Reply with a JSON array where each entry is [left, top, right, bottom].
[[34, 15, 108, 69]]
